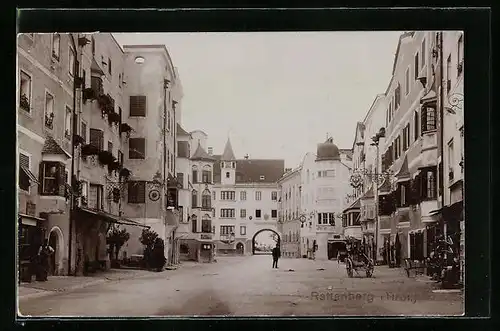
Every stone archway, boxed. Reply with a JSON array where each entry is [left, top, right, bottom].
[[251, 229, 280, 255], [48, 226, 64, 276]]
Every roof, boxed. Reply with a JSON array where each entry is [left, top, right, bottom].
[[213, 156, 285, 184], [191, 144, 215, 162], [339, 148, 353, 160], [176, 123, 190, 137], [378, 178, 392, 194], [42, 136, 71, 158], [343, 197, 361, 213], [384, 31, 415, 95], [316, 137, 341, 161], [221, 138, 236, 160]]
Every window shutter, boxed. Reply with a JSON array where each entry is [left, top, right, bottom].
[[58, 163, 65, 197], [395, 184, 401, 207], [90, 129, 103, 151], [129, 96, 146, 117], [129, 138, 145, 159], [421, 171, 428, 200], [38, 163, 44, 194]]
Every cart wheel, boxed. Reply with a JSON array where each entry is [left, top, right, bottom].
[[366, 266, 373, 278], [346, 261, 354, 278]]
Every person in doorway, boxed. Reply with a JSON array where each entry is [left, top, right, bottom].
[[36, 239, 54, 281], [272, 244, 281, 268]]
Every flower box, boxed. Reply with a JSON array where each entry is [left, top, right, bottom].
[[108, 160, 121, 175], [81, 144, 99, 156], [107, 111, 121, 126]]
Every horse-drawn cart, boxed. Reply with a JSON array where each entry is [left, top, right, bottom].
[[345, 237, 374, 278]]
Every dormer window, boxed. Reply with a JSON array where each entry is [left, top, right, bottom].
[[260, 175, 265, 180]]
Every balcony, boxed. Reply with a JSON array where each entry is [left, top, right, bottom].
[[421, 131, 437, 151]]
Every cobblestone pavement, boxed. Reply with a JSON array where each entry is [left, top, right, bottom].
[[18, 255, 463, 317]]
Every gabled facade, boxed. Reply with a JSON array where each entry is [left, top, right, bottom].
[[277, 167, 302, 258]]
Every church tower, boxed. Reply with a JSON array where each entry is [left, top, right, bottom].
[[221, 138, 236, 185]]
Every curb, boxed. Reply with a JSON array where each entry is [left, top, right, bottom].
[[19, 278, 108, 301]]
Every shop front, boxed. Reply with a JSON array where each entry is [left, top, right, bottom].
[[18, 214, 46, 283]]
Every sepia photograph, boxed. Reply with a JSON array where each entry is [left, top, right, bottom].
[[16, 30, 465, 317]]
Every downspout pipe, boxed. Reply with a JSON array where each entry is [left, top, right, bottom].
[[68, 33, 79, 276]]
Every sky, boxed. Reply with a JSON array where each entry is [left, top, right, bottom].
[[113, 32, 402, 168]]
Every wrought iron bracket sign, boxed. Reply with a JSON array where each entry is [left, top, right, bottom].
[[350, 168, 393, 188], [148, 189, 160, 202]]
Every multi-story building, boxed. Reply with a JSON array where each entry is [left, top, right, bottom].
[[378, 31, 438, 266], [119, 44, 182, 265], [440, 31, 464, 281], [277, 167, 302, 258], [17, 34, 184, 281], [212, 139, 284, 255], [299, 138, 352, 260]]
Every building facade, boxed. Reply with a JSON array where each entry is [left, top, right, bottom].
[[212, 139, 284, 255], [17, 34, 184, 282], [299, 138, 352, 261], [277, 167, 302, 258]]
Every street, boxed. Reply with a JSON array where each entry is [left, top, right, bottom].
[[18, 255, 463, 316]]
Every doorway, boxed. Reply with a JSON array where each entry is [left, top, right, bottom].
[[236, 242, 244, 255], [48, 231, 57, 275]]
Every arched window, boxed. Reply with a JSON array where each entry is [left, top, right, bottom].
[[202, 214, 211, 233], [202, 189, 211, 210], [192, 165, 198, 184], [202, 165, 212, 183], [191, 190, 198, 208]]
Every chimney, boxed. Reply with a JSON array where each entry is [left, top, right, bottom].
[[208, 147, 213, 156]]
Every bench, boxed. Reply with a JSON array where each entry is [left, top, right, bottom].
[[403, 258, 427, 277]]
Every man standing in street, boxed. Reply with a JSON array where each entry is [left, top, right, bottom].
[[272, 244, 281, 268]]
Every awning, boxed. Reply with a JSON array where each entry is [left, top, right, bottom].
[[18, 213, 46, 226], [20, 166, 39, 184], [76, 207, 151, 228], [430, 201, 463, 221]]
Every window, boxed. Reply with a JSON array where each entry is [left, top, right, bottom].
[[448, 139, 455, 180], [108, 58, 112, 75], [240, 209, 246, 218], [405, 67, 410, 96], [212, 190, 216, 200], [191, 217, 197, 233], [81, 122, 87, 143], [421, 39, 426, 68], [52, 33, 60, 60], [421, 107, 436, 132], [271, 210, 277, 218], [202, 190, 211, 209], [191, 190, 198, 208], [259, 175, 265, 180], [414, 110, 419, 140], [192, 167, 198, 183], [394, 83, 401, 109], [225, 172, 230, 178], [220, 191, 235, 200], [220, 225, 235, 235], [255, 191, 262, 200], [446, 55, 452, 94], [240, 191, 247, 200], [457, 35, 463, 76], [426, 170, 436, 199], [128, 181, 145, 203], [271, 191, 277, 201], [403, 124, 410, 151], [107, 141, 113, 155], [325, 170, 335, 177], [329, 213, 335, 225], [89, 129, 104, 151], [177, 173, 184, 189], [414, 52, 419, 79], [19, 71, 31, 112], [201, 216, 211, 233], [44, 92, 55, 129], [220, 209, 235, 218], [177, 141, 190, 158], [401, 184, 406, 206], [240, 226, 246, 235], [91, 36, 95, 55], [65, 106, 72, 138], [89, 184, 104, 210], [129, 95, 146, 117], [202, 169, 212, 183], [129, 138, 145, 159], [69, 48, 75, 76], [255, 209, 262, 218]]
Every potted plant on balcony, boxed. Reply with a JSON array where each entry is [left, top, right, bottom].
[[119, 123, 133, 137], [98, 150, 115, 166], [81, 144, 99, 157], [107, 111, 121, 126], [107, 159, 121, 175], [97, 94, 114, 118], [119, 168, 131, 181], [20, 94, 30, 111]]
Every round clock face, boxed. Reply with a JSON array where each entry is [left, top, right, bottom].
[[149, 189, 160, 201]]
